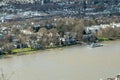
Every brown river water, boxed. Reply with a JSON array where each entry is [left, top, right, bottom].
[[0, 41, 120, 80]]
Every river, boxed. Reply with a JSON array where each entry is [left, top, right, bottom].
[[0, 41, 120, 80]]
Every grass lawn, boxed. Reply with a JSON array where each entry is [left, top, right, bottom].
[[12, 48, 34, 53], [98, 37, 109, 41]]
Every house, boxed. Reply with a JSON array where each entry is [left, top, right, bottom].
[[21, 29, 33, 35], [0, 34, 4, 40], [31, 43, 41, 49], [0, 48, 4, 55]]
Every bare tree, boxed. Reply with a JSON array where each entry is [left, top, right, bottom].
[[3, 43, 15, 54], [0, 69, 14, 80], [73, 19, 84, 41]]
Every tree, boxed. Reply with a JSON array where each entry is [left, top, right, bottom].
[[49, 28, 60, 46], [3, 43, 15, 54], [37, 28, 48, 48], [73, 19, 84, 41], [97, 27, 119, 38], [37, 28, 47, 36]]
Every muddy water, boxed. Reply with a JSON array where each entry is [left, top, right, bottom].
[[0, 41, 120, 80]]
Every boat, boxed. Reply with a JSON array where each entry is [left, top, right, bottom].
[[90, 43, 103, 48]]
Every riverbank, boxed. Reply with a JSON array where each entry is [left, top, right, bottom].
[[0, 43, 83, 59], [0, 39, 120, 59]]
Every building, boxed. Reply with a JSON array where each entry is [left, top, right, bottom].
[[117, 75, 120, 80], [3, 0, 50, 4]]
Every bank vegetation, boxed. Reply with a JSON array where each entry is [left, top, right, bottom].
[[0, 16, 120, 56]]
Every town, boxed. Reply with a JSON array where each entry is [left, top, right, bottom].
[[0, 0, 120, 20], [0, 0, 120, 55], [0, 1, 120, 80]]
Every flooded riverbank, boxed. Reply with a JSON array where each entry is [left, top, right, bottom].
[[0, 40, 120, 80]]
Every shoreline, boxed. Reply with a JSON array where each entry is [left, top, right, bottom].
[[0, 44, 82, 59], [0, 39, 120, 59]]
